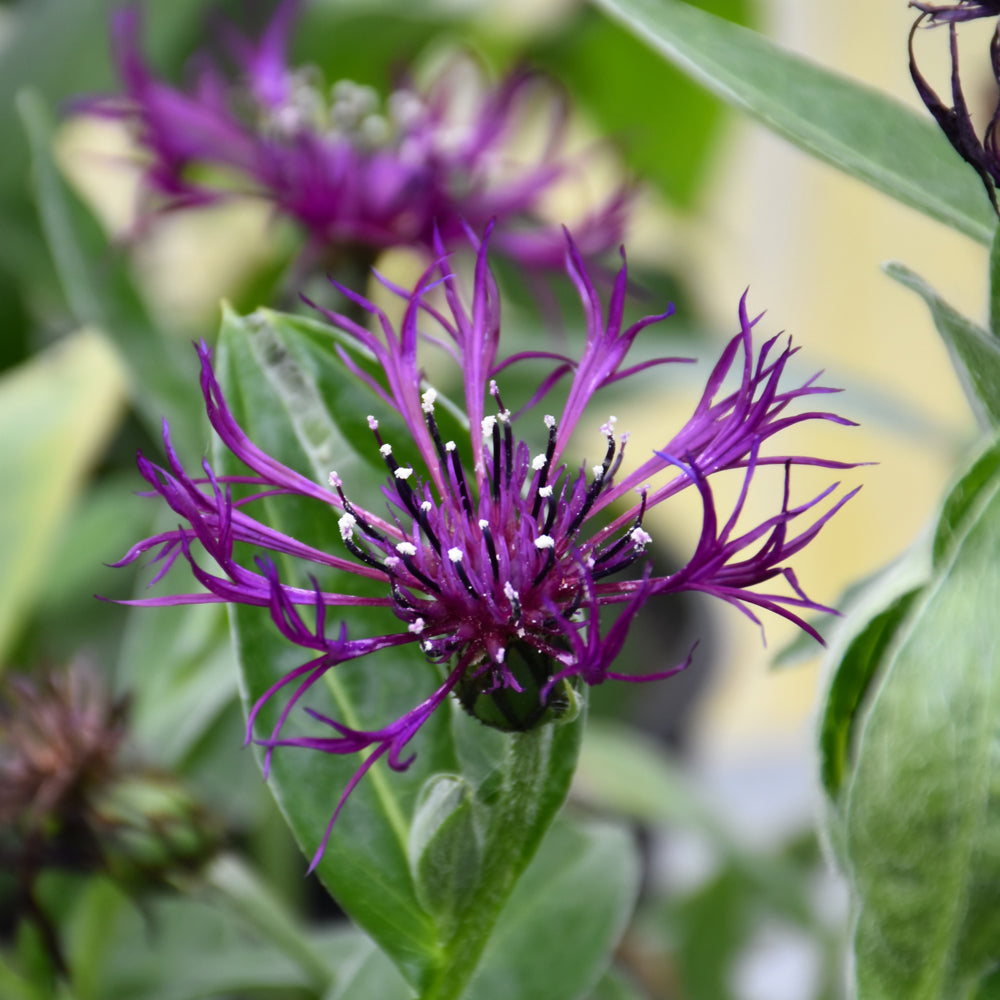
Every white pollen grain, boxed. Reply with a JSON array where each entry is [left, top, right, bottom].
[[532, 454, 547, 470], [396, 541, 417, 556], [337, 513, 356, 539], [534, 535, 555, 550], [448, 547, 464, 563], [394, 467, 413, 479]]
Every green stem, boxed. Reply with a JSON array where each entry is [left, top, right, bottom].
[[423, 698, 585, 1000]]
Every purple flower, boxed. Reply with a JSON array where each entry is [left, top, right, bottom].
[[910, 1, 1000, 23], [909, 2, 1000, 211], [78, 1, 626, 270], [112, 229, 858, 867]]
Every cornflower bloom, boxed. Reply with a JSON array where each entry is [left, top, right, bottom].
[[77, 0, 626, 270], [909, 1, 1000, 211], [113, 229, 858, 866]]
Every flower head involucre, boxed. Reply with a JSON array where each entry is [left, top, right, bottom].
[[112, 228, 859, 869], [77, 0, 626, 269]]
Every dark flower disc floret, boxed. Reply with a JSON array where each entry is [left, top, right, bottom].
[[112, 227, 859, 868]]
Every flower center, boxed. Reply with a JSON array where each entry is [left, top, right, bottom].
[[328, 387, 652, 729]]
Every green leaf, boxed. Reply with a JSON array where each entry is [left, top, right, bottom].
[[842, 444, 1000, 999], [18, 89, 203, 450], [214, 312, 455, 990], [465, 819, 640, 1000], [591, 0, 997, 243], [408, 776, 480, 935], [531, 1, 754, 208], [0, 330, 125, 663], [886, 262, 1000, 428], [819, 589, 922, 801], [990, 225, 1000, 340], [205, 855, 333, 993]]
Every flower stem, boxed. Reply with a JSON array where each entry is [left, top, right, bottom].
[[422, 701, 584, 1000]]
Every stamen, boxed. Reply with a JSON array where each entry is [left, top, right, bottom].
[[631, 527, 652, 550], [394, 467, 414, 480], [480, 520, 499, 579], [532, 419, 559, 518], [449, 447, 474, 516], [448, 547, 479, 598], [338, 513, 357, 540], [396, 541, 417, 556], [408, 617, 425, 634], [421, 387, 437, 413], [491, 419, 502, 502]]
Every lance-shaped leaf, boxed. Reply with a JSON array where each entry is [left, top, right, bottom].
[[591, 0, 996, 242], [839, 439, 1000, 999]]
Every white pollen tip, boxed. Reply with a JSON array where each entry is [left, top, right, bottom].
[[408, 617, 425, 634], [540, 486, 555, 498], [394, 467, 414, 480], [395, 541, 417, 556], [489, 379, 499, 395], [337, 513, 356, 539], [503, 581, 519, 600], [631, 528, 653, 549], [328, 471, 342, 487], [481, 416, 496, 437], [420, 640, 434, 653], [445, 440, 457, 452], [495, 648, 506, 663], [621, 431, 630, 443], [478, 519, 490, 529], [448, 547, 464, 563], [421, 387, 437, 412], [498, 409, 510, 423], [593, 465, 605, 479], [367, 415, 379, 430], [379, 443, 393, 457], [531, 454, 547, 470], [544, 414, 556, 428], [420, 500, 433, 512], [534, 535, 555, 550]]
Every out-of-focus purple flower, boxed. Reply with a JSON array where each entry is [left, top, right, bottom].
[[78, 1, 627, 270], [112, 228, 858, 868], [908, 2, 1000, 211]]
